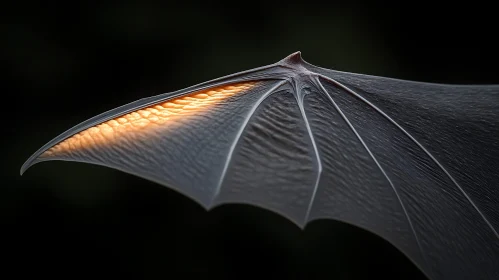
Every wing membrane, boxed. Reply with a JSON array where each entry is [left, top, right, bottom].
[[319, 77, 499, 280], [302, 82, 424, 269], [214, 83, 318, 226], [311, 65, 499, 232]]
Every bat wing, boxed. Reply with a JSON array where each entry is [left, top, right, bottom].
[[21, 52, 499, 280]]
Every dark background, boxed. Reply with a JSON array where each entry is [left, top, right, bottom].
[[3, 1, 498, 279]]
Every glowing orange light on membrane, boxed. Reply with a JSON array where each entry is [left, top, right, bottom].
[[42, 82, 257, 157]]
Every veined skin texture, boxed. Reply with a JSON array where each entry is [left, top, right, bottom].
[[42, 82, 257, 159], [21, 52, 499, 280]]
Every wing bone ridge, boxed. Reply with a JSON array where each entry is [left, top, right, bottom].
[[289, 80, 323, 224], [316, 77, 426, 266], [210, 80, 288, 206]]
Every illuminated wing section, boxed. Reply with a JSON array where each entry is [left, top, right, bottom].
[[23, 80, 286, 208], [42, 83, 257, 159]]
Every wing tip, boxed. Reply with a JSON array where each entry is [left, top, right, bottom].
[[20, 163, 28, 175], [20, 145, 54, 175], [20, 154, 35, 175], [20, 154, 43, 175]]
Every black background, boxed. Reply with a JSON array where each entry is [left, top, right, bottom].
[[4, 1, 498, 279]]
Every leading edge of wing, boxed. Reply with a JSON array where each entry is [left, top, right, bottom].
[[294, 52, 499, 88], [20, 61, 289, 175]]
